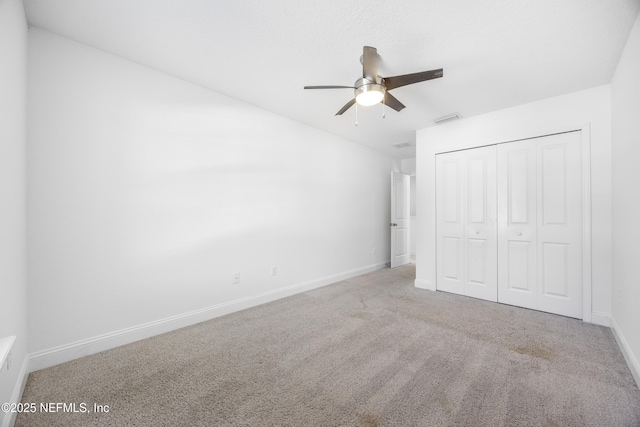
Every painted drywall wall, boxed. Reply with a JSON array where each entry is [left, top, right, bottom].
[[611, 11, 640, 382], [415, 85, 612, 324], [0, 0, 28, 422], [27, 29, 393, 363]]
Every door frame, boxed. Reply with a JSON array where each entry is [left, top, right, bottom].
[[417, 123, 592, 322]]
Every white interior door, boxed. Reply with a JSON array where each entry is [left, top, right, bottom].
[[536, 132, 583, 318], [436, 146, 497, 301], [497, 131, 583, 318], [436, 152, 464, 294], [497, 139, 538, 309], [390, 171, 410, 268]]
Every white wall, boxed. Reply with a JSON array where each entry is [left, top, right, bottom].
[[611, 11, 640, 383], [0, 0, 28, 423], [27, 29, 393, 367], [415, 85, 612, 325]]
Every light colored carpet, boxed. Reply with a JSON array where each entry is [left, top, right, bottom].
[[17, 264, 640, 426]]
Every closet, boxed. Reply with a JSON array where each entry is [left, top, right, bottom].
[[435, 131, 583, 318]]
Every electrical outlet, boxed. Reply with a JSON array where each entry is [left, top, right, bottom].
[[271, 266, 277, 276], [233, 272, 240, 284]]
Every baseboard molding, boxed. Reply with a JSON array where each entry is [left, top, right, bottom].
[[610, 316, 640, 388], [0, 356, 29, 427], [28, 262, 387, 373], [414, 278, 435, 291], [590, 311, 610, 327]]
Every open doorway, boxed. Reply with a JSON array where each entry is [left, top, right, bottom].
[[390, 169, 416, 268]]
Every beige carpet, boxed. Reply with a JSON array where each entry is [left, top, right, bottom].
[[17, 264, 640, 426]]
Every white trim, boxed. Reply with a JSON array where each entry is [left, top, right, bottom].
[[610, 316, 640, 388], [434, 123, 594, 156], [28, 262, 387, 372], [590, 311, 610, 327], [0, 356, 29, 427], [580, 124, 593, 323]]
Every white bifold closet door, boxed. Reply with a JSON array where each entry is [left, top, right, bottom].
[[436, 131, 583, 319], [435, 145, 498, 302], [497, 131, 583, 318]]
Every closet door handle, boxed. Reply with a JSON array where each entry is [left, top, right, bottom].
[[517, 232, 523, 236]]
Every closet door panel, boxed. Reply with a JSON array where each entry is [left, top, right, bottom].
[[537, 132, 582, 318], [497, 140, 538, 309], [436, 153, 465, 295], [464, 147, 497, 301], [436, 146, 497, 302], [441, 237, 462, 281]]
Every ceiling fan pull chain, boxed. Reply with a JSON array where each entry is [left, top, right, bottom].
[[382, 99, 386, 119], [355, 102, 358, 126]]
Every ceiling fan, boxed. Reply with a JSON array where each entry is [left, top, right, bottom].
[[304, 46, 443, 116]]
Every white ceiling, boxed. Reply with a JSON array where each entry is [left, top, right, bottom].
[[23, 0, 640, 159]]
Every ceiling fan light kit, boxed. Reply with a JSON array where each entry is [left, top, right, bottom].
[[304, 46, 443, 118], [354, 79, 386, 106]]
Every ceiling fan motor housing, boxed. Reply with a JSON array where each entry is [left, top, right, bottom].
[[354, 78, 386, 106]]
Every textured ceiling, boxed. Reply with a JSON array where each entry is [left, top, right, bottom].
[[23, 0, 640, 159]]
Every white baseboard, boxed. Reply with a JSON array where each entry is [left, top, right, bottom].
[[590, 311, 610, 327], [414, 278, 435, 291], [28, 262, 387, 373], [0, 356, 29, 427], [610, 316, 640, 388]]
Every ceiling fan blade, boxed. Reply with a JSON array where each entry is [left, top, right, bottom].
[[304, 85, 355, 89], [383, 68, 443, 91], [335, 98, 356, 116], [383, 92, 406, 112], [362, 46, 378, 83]]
